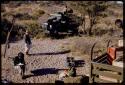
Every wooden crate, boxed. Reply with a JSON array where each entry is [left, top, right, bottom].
[[118, 40, 123, 47], [90, 62, 123, 83]]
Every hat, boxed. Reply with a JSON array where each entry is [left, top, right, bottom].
[[18, 52, 24, 57]]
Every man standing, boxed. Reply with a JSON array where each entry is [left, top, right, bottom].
[[63, 5, 68, 14], [24, 30, 32, 55]]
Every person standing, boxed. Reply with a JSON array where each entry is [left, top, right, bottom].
[[63, 5, 68, 14], [24, 30, 32, 55]]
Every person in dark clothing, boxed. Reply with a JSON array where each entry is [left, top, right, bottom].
[[24, 30, 32, 55], [13, 52, 26, 79]]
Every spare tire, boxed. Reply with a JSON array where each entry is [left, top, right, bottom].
[[115, 19, 123, 28]]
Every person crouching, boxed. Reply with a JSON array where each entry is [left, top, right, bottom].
[[13, 52, 26, 79]]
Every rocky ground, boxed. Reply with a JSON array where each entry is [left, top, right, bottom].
[[1, 37, 90, 83]]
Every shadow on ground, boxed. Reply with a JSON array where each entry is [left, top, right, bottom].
[[75, 60, 85, 67], [28, 50, 71, 56], [23, 68, 67, 79], [31, 68, 59, 75]]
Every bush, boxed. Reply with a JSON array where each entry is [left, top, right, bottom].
[[93, 27, 109, 36], [1, 18, 25, 43], [14, 13, 36, 20], [24, 21, 44, 38], [6, 1, 22, 8], [35, 32, 47, 39], [1, 5, 6, 12], [37, 9, 45, 15], [39, 2, 46, 7], [32, 9, 45, 19], [2, 10, 43, 20], [2, 12, 14, 18], [1, 31, 7, 44]]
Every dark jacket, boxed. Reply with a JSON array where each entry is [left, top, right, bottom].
[[24, 34, 31, 45], [13, 55, 25, 66]]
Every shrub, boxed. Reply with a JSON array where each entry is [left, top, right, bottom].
[[6, 1, 22, 8], [2, 12, 15, 18], [2, 10, 43, 20], [37, 9, 45, 15], [93, 27, 109, 36], [1, 31, 7, 44], [14, 13, 36, 20], [15, 13, 32, 20], [1, 4, 6, 12], [35, 33, 47, 39], [32, 9, 45, 19], [1, 18, 24, 43], [23, 21, 44, 38], [39, 2, 46, 7]]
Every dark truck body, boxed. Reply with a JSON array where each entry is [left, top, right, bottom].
[[42, 12, 83, 37]]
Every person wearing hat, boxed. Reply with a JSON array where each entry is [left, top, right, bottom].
[[24, 30, 32, 55]]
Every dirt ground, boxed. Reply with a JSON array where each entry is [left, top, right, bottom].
[[1, 37, 90, 83]]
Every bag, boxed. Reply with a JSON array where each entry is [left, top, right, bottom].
[[68, 67, 76, 77]]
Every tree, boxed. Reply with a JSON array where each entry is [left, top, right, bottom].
[[68, 1, 108, 35], [67, 1, 87, 34]]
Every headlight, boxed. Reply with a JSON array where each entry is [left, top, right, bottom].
[[42, 23, 48, 28]]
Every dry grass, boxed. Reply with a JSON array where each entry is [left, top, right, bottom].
[[31, 9, 45, 18], [2, 2, 123, 39], [66, 34, 121, 59], [1, 2, 123, 51], [2, 3, 45, 20]]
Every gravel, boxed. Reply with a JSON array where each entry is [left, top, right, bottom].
[[1, 38, 90, 83]]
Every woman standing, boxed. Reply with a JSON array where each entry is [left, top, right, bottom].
[[24, 30, 32, 55]]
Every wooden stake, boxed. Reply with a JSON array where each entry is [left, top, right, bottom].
[[3, 17, 15, 58]]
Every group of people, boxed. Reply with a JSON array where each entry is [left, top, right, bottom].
[[11, 6, 76, 79], [12, 30, 76, 80], [9, 6, 76, 80], [12, 30, 32, 79]]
